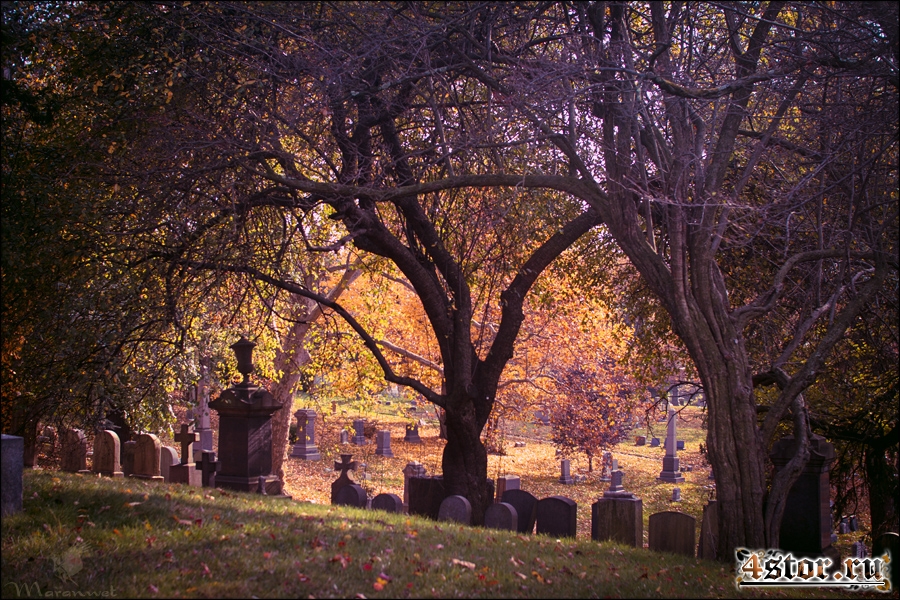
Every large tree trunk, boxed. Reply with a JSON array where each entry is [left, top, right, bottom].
[[441, 391, 491, 526], [866, 443, 899, 539]]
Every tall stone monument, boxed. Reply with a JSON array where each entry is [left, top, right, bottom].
[[290, 409, 321, 460], [209, 336, 287, 496], [658, 409, 685, 483]]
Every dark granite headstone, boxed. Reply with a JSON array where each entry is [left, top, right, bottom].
[[375, 430, 394, 457], [697, 500, 718, 560], [485, 502, 518, 531], [372, 493, 404, 513], [635, 436, 646, 446], [402, 461, 427, 508], [438, 495, 472, 525], [403, 423, 422, 444], [650, 437, 660, 447], [591, 495, 642, 547], [649, 511, 696, 557], [352, 419, 366, 445], [501, 488, 539, 534], [769, 435, 837, 560], [334, 483, 368, 508], [536, 496, 577, 538], [676, 440, 685, 451], [495, 475, 520, 502], [1, 434, 23, 516], [331, 454, 358, 504], [408, 476, 494, 521], [290, 409, 322, 460], [197, 450, 221, 487]]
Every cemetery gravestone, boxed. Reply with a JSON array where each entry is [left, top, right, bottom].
[[403, 422, 422, 444], [92, 430, 124, 478], [769, 434, 838, 561], [159, 445, 179, 482], [122, 440, 136, 477], [375, 430, 394, 458], [169, 424, 201, 486], [850, 541, 867, 558], [658, 410, 685, 483], [495, 474, 520, 502], [331, 454, 358, 504], [536, 496, 578, 538], [402, 461, 427, 510], [197, 450, 221, 488], [676, 440, 685, 451], [649, 511, 696, 557], [209, 337, 286, 496], [697, 500, 719, 560], [672, 487, 682, 502], [353, 419, 367, 445], [290, 409, 322, 460], [559, 459, 574, 484], [1, 434, 23, 517], [131, 433, 165, 481], [635, 436, 646, 446], [334, 483, 368, 508], [591, 469, 642, 548], [501, 488, 539, 534], [372, 493, 404, 514], [650, 437, 660, 447], [340, 429, 349, 445], [438, 495, 472, 525], [60, 428, 90, 474], [485, 502, 518, 531]]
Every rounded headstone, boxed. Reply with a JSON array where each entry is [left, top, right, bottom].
[[334, 483, 368, 508], [484, 502, 518, 531], [372, 493, 404, 514], [438, 495, 472, 525]]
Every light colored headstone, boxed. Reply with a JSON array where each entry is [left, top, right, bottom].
[[340, 429, 349, 445], [159, 445, 179, 482], [290, 409, 322, 460], [672, 487, 682, 502], [92, 430, 124, 478], [658, 410, 685, 483], [559, 459, 574, 484], [130, 433, 164, 481]]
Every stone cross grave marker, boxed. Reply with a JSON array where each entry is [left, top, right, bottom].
[[92, 430, 124, 478], [175, 424, 199, 465], [375, 430, 394, 457], [130, 433, 164, 481], [197, 450, 221, 487], [536, 495, 578, 538], [331, 453, 358, 503], [649, 511, 696, 557]]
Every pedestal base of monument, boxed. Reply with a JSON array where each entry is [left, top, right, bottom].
[[216, 474, 291, 498], [658, 456, 685, 483], [169, 463, 202, 486]]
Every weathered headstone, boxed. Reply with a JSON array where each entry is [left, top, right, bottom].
[[407, 475, 446, 520], [352, 419, 367, 445], [159, 445, 179, 482], [536, 496, 577, 538], [372, 493, 404, 514], [485, 502, 518, 531], [340, 429, 349, 445], [438, 495, 472, 525], [92, 430, 124, 478], [495, 474, 520, 502], [658, 410, 685, 483], [650, 437, 660, 447], [209, 337, 287, 496], [849, 515, 859, 532], [676, 440, 685, 451], [375, 430, 394, 457], [122, 440, 136, 477], [334, 483, 368, 508], [591, 469, 642, 547], [59, 428, 90, 474], [197, 450, 221, 487], [635, 435, 646, 446], [130, 433, 164, 481], [672, 487, 682, 502], [290, 409, 322, 460], [501, 488, 539, 534], [697, 500, 719, 560], [559, 459, 574, 484], [769, 434, 837, 561], [331, 453, 358, 504], [1, 434, 23, 516], [649, 511, 696, 557], [169, 424, 201, 486], [403, 422, 422, 444], [402, 461, 427, 510]]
